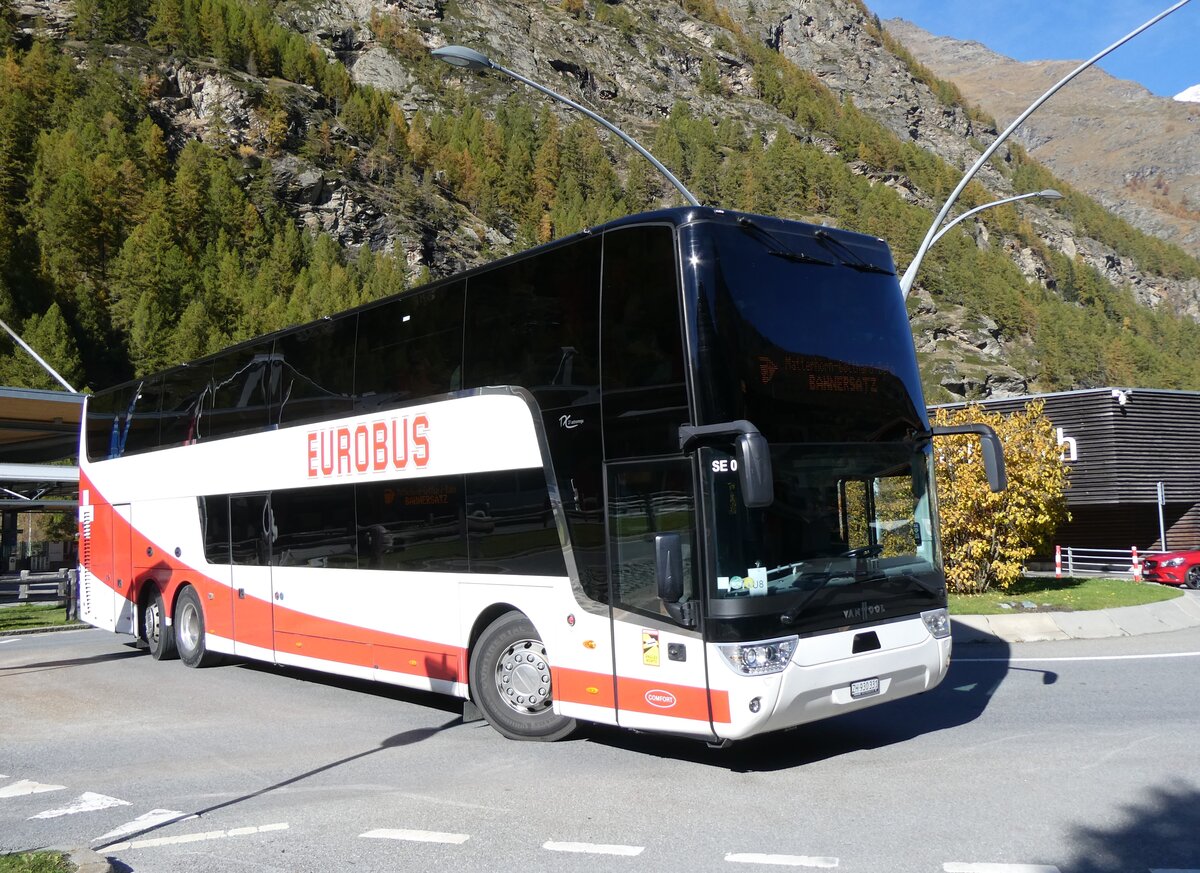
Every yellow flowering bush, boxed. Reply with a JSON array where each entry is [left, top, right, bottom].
[[933, 401, 1070, 594]]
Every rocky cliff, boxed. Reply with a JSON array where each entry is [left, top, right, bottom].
[[11, 0, 1200, 401]]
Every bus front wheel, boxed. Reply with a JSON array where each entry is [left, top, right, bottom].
[[174, 586, 223, 669], [143, 587, 177, 661], [469, 612, 575, 742]]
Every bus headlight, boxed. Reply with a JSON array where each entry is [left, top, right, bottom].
[[921, 608, 951, 640], [717, 636, 798, 676]]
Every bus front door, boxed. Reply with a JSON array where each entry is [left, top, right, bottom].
[[228, 494, 275, 659], [607, 461, 712, 736]]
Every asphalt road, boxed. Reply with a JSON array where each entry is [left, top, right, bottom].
[[2, 623, 1199, 873]]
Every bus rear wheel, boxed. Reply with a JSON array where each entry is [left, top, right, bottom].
[[469, 612, 575, 742], [174, 586, 223, 668], [143, 587, 177, 661]]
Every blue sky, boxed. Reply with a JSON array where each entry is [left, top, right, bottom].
[[867, 0, 1198, 97]]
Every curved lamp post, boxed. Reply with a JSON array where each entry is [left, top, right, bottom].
[[899, 0, 1192, 299], [432, 45, 700, 207], [0, 316, 77, 392], [929, 189, 1062, 248]]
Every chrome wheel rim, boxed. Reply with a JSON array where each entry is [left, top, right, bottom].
[[144, 600, 160, 646], [494, 639, 552, 714], [178, 602, 201, 652]]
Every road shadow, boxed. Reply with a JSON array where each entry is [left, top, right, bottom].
[[93, 715, 462, 853], [0, 648, 142, 678], [229, 657, 465, 717], [578, 638, 1016, 771], [1062, 780, 1200, 872]]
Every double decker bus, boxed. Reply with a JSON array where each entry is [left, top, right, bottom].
[[77, 207, 1004, 744]]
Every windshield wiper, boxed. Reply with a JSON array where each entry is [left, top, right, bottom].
[[813, 229, 894, 275], [779, 571, 848, 626], [737, 217, 834, 266], [861, 571, 945, 599]]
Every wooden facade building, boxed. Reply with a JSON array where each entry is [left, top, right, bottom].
[[933, 388, 1200, 553]]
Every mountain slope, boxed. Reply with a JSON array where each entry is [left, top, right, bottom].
[[884, 17, 1200, 262], [2, 0, 1200, 406]]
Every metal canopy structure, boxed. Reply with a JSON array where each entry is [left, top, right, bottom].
[[0, 386, 82, 508]]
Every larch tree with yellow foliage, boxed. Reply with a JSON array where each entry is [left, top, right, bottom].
[[932, 401, 1070, 594]]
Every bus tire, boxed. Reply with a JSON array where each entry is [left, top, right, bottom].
[[174, 586, 223, 669], [469, 612, 575, 742], [143, 587, 177, 661]]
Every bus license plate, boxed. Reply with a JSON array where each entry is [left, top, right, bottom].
[[850, 677, 880, 699]]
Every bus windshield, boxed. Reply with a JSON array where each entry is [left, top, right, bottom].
[[689, 217, 941, 636], [704, 441, 942, 634]]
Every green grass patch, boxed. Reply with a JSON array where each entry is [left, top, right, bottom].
[[0, 852, 75, 873], [949, 576, 1183, 615], [0, 604, 82, 633]]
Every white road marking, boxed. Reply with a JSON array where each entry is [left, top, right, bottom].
[[30, 792, 130, 819], [96, 809, 193, 842], [944, 864, 1060, 873], [0, 638, 18, 644], [106, 822, 288, 851], [725, 853, 839, 867], [956, 652, 1200, 663], [0, 780, 66, 798], [543, 841, 644, 856], [360, 828, 470, 844]]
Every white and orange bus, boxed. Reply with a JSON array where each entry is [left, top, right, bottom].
[[77, 207, 1004, 743]]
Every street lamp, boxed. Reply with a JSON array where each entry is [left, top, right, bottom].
[[431, 45, 700, 208], [0, 316, 77, 393], [898, 0, 1192, 299], [928, 189, 1062, 248]]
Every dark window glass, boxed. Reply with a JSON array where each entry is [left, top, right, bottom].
[[230, 494, 271, 566], [200, 496, 230, 564], [160, 363, 214, 449], [271, 484, 358, 568], [272, 316, 358, 428], [601, 226, 689, 459], [209, 341, 277, 439], [120, 376, 166, 456], [356, 476, 467, 571], [85, 385, 135, 463], [466, 469, 565, 576], [355, 283, 464, 412], [608, 460, 696, 618], [464, 238, 601, 412]]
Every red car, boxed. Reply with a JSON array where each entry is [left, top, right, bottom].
[[1142, 550, 1200, 588]]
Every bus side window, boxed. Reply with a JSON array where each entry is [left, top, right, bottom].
[[230, 495, 271, 566], [601, 226, 688, 459], [271, 484, 357, 568], [608, 461, 697, 618], [200, 496, 231, 564], [210, 341, 276, 440], [272, 315, 358, 427], [160, 363, 214, 449], [121, 377, 166, 457], [355, 476, 467, 572], [463, 238, 601, 403], [354, 282, 465, 412], [85, 386, 132, 462], [465, 469, 565, 576]]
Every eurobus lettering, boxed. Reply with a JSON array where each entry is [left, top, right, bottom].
[[305, 415, 430, 478], [77, 208, 1003, 744]]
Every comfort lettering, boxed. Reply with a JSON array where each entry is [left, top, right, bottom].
[[307, 414, 430, 478]]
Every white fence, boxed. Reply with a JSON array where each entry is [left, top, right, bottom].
[[1054, 546, 1165, 578]]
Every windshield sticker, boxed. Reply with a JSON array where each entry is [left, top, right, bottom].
[[729, 575, 744, 591], [642, 630, 660, 667], [747, 566, 768, 596], [717, 576, 730, 591]]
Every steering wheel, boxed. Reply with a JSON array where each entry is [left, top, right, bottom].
[[842, 545, 883, 559]]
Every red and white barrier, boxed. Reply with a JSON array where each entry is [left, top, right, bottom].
[[1131, 546, 1142, 581], [1055, 545, 1062, 579]]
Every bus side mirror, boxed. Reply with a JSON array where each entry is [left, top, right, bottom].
[[655, 533, 684, 604], [929, 424, 1008, 492], [736, 432, 774, 509]]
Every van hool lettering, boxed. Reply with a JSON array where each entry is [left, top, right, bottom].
[[306, 414, 429, 479]]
